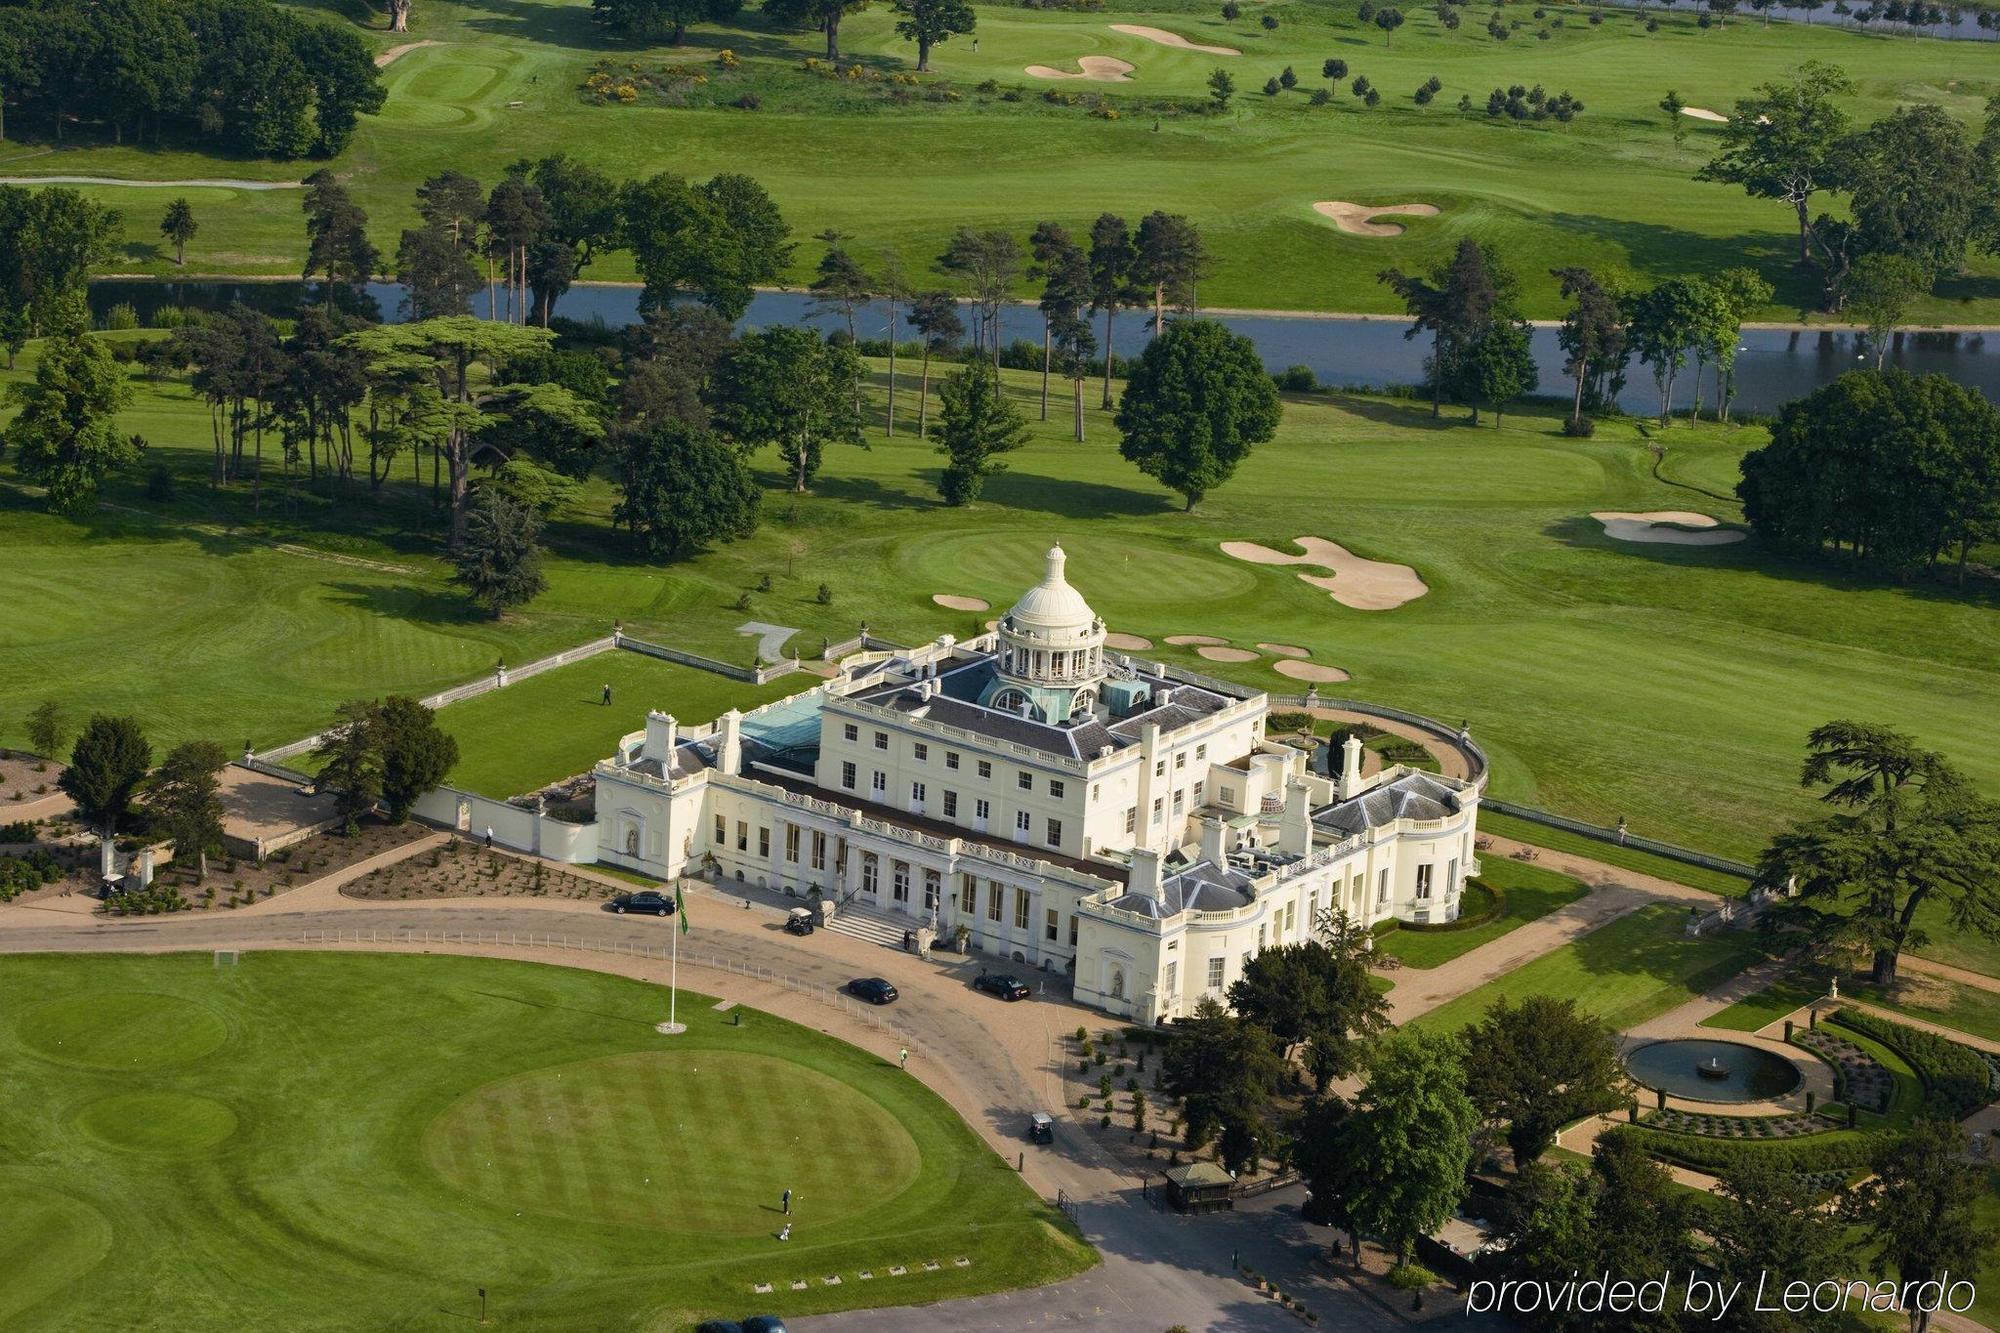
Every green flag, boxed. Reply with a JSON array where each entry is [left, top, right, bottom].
[[674, 882, 689, 934]]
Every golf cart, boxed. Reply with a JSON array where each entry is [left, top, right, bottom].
[[783, 907, 816, 936], [1028, 1112, 1055, 1145]]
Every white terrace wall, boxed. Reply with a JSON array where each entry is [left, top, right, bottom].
[[410, 786, 600, 863]]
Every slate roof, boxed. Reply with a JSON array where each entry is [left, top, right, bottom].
[[1313, 771, 1465, 837], [622, 741, 715, 783], [1103, 856, 1256, 919]]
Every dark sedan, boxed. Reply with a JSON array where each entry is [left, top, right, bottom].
[[973, 973, 1031, 1001], [846, 977, 899, 1005], [609, 890, 675, 916]]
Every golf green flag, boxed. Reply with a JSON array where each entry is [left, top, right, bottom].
[[674, 882, 689, 934]]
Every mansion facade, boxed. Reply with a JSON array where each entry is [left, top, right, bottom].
[[593, 546, 1483, 1023]]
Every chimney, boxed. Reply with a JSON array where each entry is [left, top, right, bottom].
[[1338, 733, 1365, 799], [1280, 780, 1312, 855], [1128, 846, 1165, 906], [718, 708, 744, 774], [644, 710, 678, 763], [1199, 816, 1228, 867]]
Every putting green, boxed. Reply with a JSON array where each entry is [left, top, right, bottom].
[[15, 992, 228, 1070], [0, 1181, 112, 1324], [73, 1092, 239, 1155]]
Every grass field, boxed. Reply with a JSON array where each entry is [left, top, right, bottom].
[[0, 951, 1092, 1330], [5, 340, 1999, 877], [1706, 968, 2000, 1044], [1475, 811, 1752, 896], [5, 0, 1998, 320], [1370, 858, 1587, 968], [1408, 903, 1769, 1034]]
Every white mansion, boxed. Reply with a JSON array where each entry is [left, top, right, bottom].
[[594, 546, 1482, 1023]]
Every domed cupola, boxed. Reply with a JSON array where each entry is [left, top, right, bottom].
[[980, 544, 1108, 724]]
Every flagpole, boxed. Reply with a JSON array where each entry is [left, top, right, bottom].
[[656, 877, 688, 1035]]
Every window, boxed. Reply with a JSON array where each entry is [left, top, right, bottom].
[[1416, 863, 1434, 901], [977, 760, 992, 779], [861, 855, 879, 897], [1069, 914, 1078, 947], [1285, 901, 1297, 933], [1014, 888, 1030, 929], [975, 798, 991, 821], [843, 723, 858, 742], [1308, 890, 1318, 922], [924, 869, 940, 911], [1046, 818, 1063, 848], [873, 731, 889, 751], [785, 826, 800, 863], [871, 770, 887, 795], [960, 874, 976, 914], [987, 881, 1004, 922], [713, 814, 726, 845], [1045, 908, 1060, 941], [1447, 857, 1459, 893], [913, 742, 928, 762], [1196, 743, 1207, 761], [946, 751, 960, 770], [1175, 751, 1186, 770], [1015, 810, 1032, 835], [1193, 780, 1206, 805], [840, 761, 856, 790], [943, 790, 958, 818], [1220, 785, 1236, 806], [1049, 778, 1065, 798], [1091, 783, 1100, 801], [910, 781, 927, 806], [1155, 760, 1166, 778], [1151, 797, 1164, 824], [1164, 960, 1178, 997], [1206, 957, 1225, 990], [1172, 789, 1185, 815], [757, 827, 770, 858], [1125, 806, 1137, 834], [1017, 771, 1033, 791], [1378, 868, 1390, 905], [893, 862, 910, 903], [1258, 923, 1266, 949], [811, 831, 826, 871]]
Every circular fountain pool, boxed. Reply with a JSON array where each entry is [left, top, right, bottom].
[[1623, 1038, 1802, 1104]]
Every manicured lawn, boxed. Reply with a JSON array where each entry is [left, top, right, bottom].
[[0, 952, 1092, 1329], [1409, 904, 1767, 1035], [437, 653, 807, 797], [15, 0, 1998, 324], [1476, 811, 1752, 897], [1371, 859, 1588, 969], [1701, 972, 1830, 1033], [1708, 967, 2000, 1045]]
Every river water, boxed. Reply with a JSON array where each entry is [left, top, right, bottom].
[[88, 279, 2000, 417]]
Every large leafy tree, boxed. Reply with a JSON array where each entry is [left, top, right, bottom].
[[1380, 239, 1517, 419], [1858, 1119, 1993, 1333], [1550, 266, 1628, 430], [1228, 930, 1387, 1090], [713, 326, 864, 493], [159, 198, 197, 267], [1337, 1031, 1477, 1265], [591, 0, 743, 44], [1132, 210, 1208, 334], [1114, 318, 1279, 510], [1710, 1160, 1853, 1333], [523, 155, 621, 324], [1450, 316, 1537, 426], [0, 185, 119, 334], [301, 169, 379, 303], [614, 420, 761, 558], [453, 488, 548, 616], [934, 361, 1028, 505], [1086, 213, 1141, 409], [1462, 995, 1625, 1167], [1848, 104, 1996, 280], [314, 700, 383, 829], [375, 696, 458, 822], [59, 714, 152, 839], [1761, 721, 2000, 985], [619, 171, 791, 320], [146, 740, 228, 881], [1696, 61, 1854, 265], [762, 0, 871, 60], [893, 0, 974, 70], [2, 298, 135, 516], [1625, 276, 1713, 425], [1159, 996, 1284, 1169], [938, 227, 1022, 362]]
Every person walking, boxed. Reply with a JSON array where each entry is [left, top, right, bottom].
[[898, 1047, 909, 1070], [782, 1188, 792, 1215], [777, 1223, 791, 1241], [602, 683, 612, 706], [484, 826, 494, 849]]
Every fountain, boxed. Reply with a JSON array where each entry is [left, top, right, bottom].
[[1623, 1039, 1802, 1104], [1696, 1054, 1730, 1081]]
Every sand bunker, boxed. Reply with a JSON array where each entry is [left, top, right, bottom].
[[1679, 106, 1728, 123], [1312, 201, 1441, 238], [933, 593, 991, 612], [1197, 646, 1259, 663], [1274, 660, 1350, 684], [1165, 634, 1228, 646], [1590, 511, 1747, 547], [1109, 24, 1241, 55], [1105, 632, 1153, 651], [376, 40, 439, 67], [1259, 643, 1309, 658], [1025, 56, 1135, 82], [1222, 537, 1428, 611]]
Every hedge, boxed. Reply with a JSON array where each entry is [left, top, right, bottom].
[[1830, 1009, 1994, 1119], [1606, 1124, 1875, 1178]]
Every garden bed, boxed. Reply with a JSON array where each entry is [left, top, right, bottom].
[[0, 750, 62, 807], [149, 817, 434, 911], [342, 838, 619, 903]]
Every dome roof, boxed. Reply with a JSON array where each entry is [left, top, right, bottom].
[[1007, 545, 1096, 631]]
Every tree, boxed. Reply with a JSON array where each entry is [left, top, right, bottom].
[[1207, 67, 1235, 108], [1462, 995, 1624, 1167], [1030, 221, 1086, 420], [374, 696, 458, 822], [389, 0, 413, 31], [1859, 1119, 1993, 1333], [454, 488, 547, 616], [1375, 5, 1406, 41], [1339, 1031, 1477, 1264], [2, 302, 135, 515], [1702, 266, 1772, 422], [1551, 266, 1627, 431], [1696, 61, 1854, 265], [0, 185, 119, 334], [483, 174, 548, 325], [1132, 211, 1208, 334], [614, 420, 761, 558], [1451, 316, 1537, 425], [26, 700, 68, 765], [301, 169, 379, 302], [619, 171, 792, 320], [1050, 309, 1096, 442], [1115, 319, 1279, 510], [1322, 57, 1348, 82], [763, 0, 872, 61], [937, 227, 1022, 362], [1587, 1132, 1699, 1308], [146, 740, 227, 880], [893, 0, 974, 70], [714, 326, 864, 492], [934, 362, 1028, 505], [1760, 721, 2000, 985], [523, 154, 621, 325], [1846, 253, 1932, 370], [1381, 239, 1517, 419], [1626, 277, 1709, 425], [59, 714, 152, 839], [1711, 1159, 1853, 1333], [1660, 88, 1686, 144], [314, 700, 382, 829], [1228, 934, 1388, 1090], [1160, 996, 1283, 1165], [906, 290, 963, 438], [808, 228, 871, 412], [1087, 213, 1140, 408], [159, 197, 197, 267], [397, 220, 481, 320], [1848, 104, 1993, 280], [591, 0, 743, 43]]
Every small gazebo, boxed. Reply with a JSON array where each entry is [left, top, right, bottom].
[[1160, 1162, 1235, 1215]]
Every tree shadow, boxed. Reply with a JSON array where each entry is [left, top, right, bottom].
[[982, 471, 1167, 520], [1540, 212, 1817, 312], [326, 579, 488, 627], [1326, 393, 1474, 435]]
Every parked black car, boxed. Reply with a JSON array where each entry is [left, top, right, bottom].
[[973, 973, 1031, 1001], [846, 977, 899, 1005], [610, 890, 675, 916], [743, 1318, 789, 1333]]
